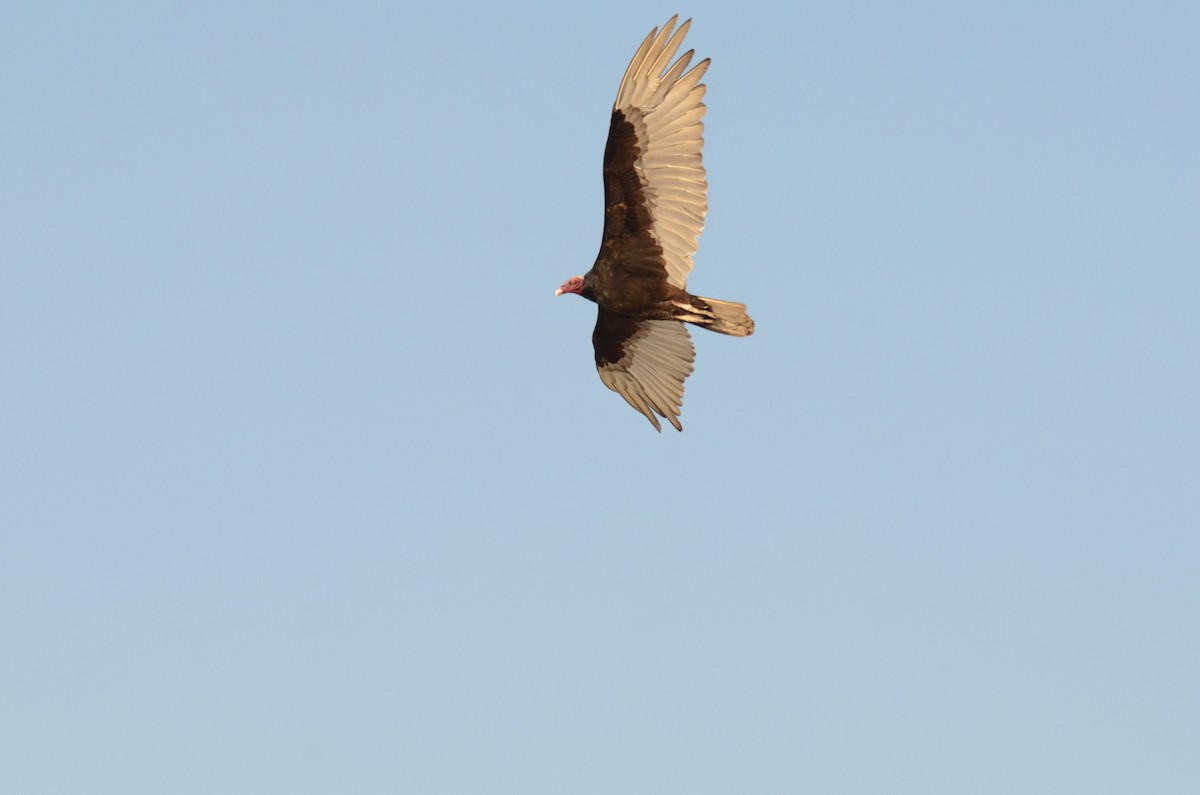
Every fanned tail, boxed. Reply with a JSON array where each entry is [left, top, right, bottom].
[[694, 296, 755, 337]]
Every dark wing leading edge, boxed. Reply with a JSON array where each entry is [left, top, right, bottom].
[[601, 16, 709, 290], [594, 309, 695, 432]]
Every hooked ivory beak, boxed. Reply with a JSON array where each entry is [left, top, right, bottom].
[[554, 287, 564, 297]]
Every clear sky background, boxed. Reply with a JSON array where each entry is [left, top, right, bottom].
[[3, 1, 1198, 792]]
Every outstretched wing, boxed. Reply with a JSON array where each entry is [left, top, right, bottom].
[[600, 16, 709, 290], [593, 309, 695, 432]]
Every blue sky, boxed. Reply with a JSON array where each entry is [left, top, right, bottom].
[[3, 1, 1198, 792]]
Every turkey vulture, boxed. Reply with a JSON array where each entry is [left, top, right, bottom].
[[556, 16, 754, 432]]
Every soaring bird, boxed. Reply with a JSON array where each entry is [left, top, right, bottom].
[[556, 16, 754, 432]]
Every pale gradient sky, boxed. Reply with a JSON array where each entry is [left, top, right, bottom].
[[3, 1, 1198, 793]]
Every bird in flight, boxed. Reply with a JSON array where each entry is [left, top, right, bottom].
[[556, 16, 754, 432]]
